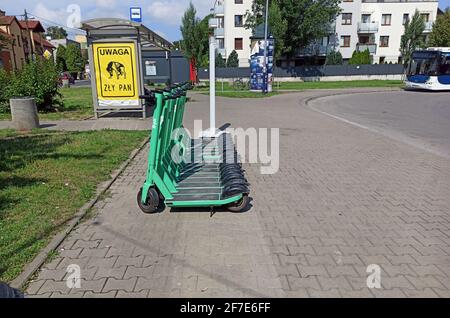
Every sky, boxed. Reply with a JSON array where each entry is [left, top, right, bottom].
[[1, 0, 450, 42]]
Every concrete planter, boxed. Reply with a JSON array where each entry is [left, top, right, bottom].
[[10, 97, 40, 131]]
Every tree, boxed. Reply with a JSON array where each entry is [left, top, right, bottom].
[[0, 33, 12, 50], [325, 50, 343, 65], [227, 50, 239, 67], [216, 53, 226, 67], [400, 10, 426, 66], [172, 40, 184, 51], [46, 26, 68, 40], [349, 49, 371, 65], [55, 45, 67, 72], [245, 0, 341, 59], [65, 44, 83, 76], [428, 8, 450, 47], [180, 3, 211, 81]]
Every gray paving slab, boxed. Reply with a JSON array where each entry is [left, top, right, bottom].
[[24, 88, 450, 298]]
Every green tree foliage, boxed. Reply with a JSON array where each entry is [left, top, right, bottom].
[[46, 26, 68, 40], [65, 44, 84, 75], [216, 53, 226, 67], [349, 49, 371, 65], [0, 33, 12, 50], [400, 10, 426, 66], [429, 8, 450, 47], [4, 59, 60, 112], [180, 3, 211, 77], [226, 50, 239, 67], [325, 50, 343, 65], [245, 0, 341, 58], [55, 45, 67, 72], [0, 69, 9, 108], [172, 40, 184, 51]]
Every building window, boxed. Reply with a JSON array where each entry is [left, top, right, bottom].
[[343, 0, 353, 2], [217, 38, 224, 49], [218, 17, 224, 28], [342, 13, 352, 25], [234, 15, 243, 27], [381, 14, 391, 26], [380, 36, 389, 47], [235, 0, 243, 3], [340, 35, 351, 47], [403, 13, 409, 25], [420, 13, 430, 22], [16, 35, 21, 47], [379, 56, 385, 64], [361, 14, 371, 23], [234, 38, 243, 50]]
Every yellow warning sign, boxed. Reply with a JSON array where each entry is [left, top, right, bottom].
[[93, 42, 139, 106]]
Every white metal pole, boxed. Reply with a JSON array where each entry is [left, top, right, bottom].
[[209, 35, 216, 135]]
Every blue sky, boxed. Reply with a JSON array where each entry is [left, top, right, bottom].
[[1, 0, 450, 42]]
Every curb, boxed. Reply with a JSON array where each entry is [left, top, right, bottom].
[[10, 137, 150, 290]]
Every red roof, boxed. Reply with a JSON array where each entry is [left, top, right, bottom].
[[19, 20, 45, 33], [0, 16, 16, 26], [33, 34, 55, 49]]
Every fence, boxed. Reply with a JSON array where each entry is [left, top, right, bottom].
[[198, 64, 405, 81]]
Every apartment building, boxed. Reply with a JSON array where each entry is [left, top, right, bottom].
[[336, 0, 439, 64], [214, 0, 253, 67], [213, 0, 439, 66]]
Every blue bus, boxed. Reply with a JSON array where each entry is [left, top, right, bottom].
[[405, 47, 450, 91]]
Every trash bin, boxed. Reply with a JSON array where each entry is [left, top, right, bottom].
[[10, 97, 40, 131]]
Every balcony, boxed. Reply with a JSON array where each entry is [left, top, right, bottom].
[[215, 2, 224, 16], [358, 22, 379, 33], [423, 21, 433, 32], [356, 43, 377, 54], [296, 44, 335, 57], [216, 47, 226, 57], [214, 27, 224, 37]]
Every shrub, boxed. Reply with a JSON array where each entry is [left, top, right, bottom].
[[227, 50, 239, 68], [325, 50, 343, 65], [0, 68, 10, 110], [349, 49, 371, 65], [6, 59, 61, 112]]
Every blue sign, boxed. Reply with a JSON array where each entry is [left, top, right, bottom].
[[130, 7, 142, 23]]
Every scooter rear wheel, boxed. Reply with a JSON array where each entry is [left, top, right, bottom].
[[226, 194, 250, 213], [137, 187, 160, 214]]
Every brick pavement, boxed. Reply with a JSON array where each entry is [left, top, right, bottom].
[[26, 89, 450, 297]]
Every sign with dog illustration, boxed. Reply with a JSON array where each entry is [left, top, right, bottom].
[[92, 42, 140, 106]]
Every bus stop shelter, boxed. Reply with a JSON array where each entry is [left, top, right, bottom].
[[81, 18, 173, 118]]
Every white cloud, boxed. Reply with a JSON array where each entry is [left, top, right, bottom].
[[147, 0, 214, 26]]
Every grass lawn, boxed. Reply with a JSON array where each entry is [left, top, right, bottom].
[[194, 79, 403, 96], [0, 87, 94, 121], [0, 129, 148, 282]]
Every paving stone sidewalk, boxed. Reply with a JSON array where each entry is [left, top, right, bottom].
[[26, 89, 450, 298]]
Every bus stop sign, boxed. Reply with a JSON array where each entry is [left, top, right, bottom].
[[92, 42, 140, 107]]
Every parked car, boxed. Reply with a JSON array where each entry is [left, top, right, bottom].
[[59, 72, 75, 85]]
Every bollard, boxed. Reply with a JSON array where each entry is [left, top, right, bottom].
[[62, 78, 70, 88], [10, 97, 40, 131]]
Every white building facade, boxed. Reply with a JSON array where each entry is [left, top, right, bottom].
[[214, 0, 253, 67], [214, 0, 439, 66], [335, 0, 439, 64]]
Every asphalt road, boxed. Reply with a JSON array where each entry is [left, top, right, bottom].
[[309, 90, 450, 159]]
